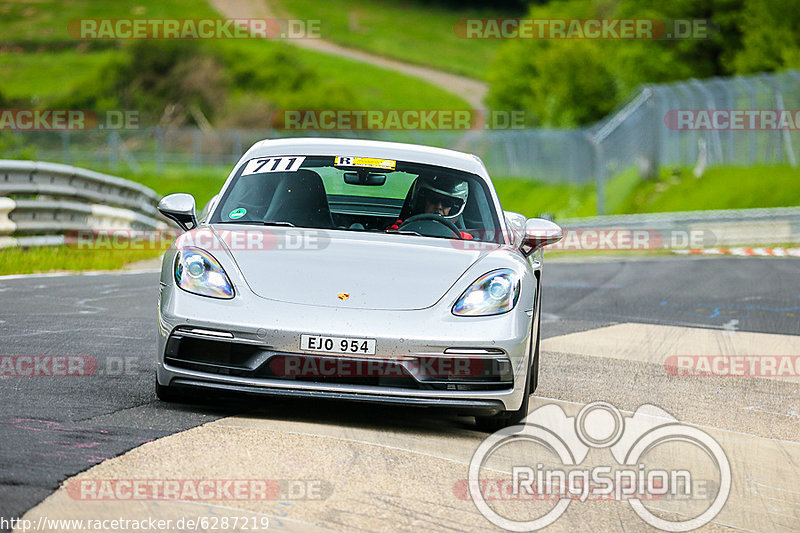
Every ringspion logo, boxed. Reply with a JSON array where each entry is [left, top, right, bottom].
[[468, 402, 730, 530]]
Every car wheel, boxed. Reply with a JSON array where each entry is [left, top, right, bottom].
[[155, 375, 193, 403], [474, 317, 538, 432], [530, 310, 541, 393], [474, 368, 531, 433]]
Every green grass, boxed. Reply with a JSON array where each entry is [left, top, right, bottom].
[[616, 165, 800, 214], [0, 0, 469, 113], [120, 164, 229, 208], [0, 245, 162, 276], [61, 161, 231, 208], [269, 0, 519, 80], [294, 45, 468, 109], [0, 0, 219, 42], [0, 49, 120, 102], [493, 164, 800, 219], [493, 178, 597, 219], [213, 39, 469, 111]]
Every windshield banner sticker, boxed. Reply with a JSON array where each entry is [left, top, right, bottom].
[[241, 156, 305, 176], [334, 156, 396, 170]]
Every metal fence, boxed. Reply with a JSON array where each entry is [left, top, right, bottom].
[[7, 70, 799, 214], [0, 160, 167, 249]]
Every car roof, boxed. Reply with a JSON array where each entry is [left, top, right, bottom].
[[241, 137, 490, 179]]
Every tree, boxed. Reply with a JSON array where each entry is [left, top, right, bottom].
[[486, 0, 748, 127], [733, 0, 800, 73]]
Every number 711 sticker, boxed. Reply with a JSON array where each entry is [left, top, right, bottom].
[[241, 156, 306, 175]]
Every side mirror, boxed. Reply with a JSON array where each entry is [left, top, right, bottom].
[[520, 218, 563, 257], [158, 193, 197, 231]]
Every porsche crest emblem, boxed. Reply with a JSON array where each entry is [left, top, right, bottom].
[[337, 293, 350, 301]]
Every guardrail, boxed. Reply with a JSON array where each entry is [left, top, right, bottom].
[[0, 160, 167, 249], [557, 206, 800, 247]]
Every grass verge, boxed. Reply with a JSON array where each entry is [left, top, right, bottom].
[[269, 0, 519, 80], [0, 0, 469, 114], [494, 165, 800, 219], [0, 246, 162, 276], [0, 0, 219, 42], [616, 165, 800, 214]]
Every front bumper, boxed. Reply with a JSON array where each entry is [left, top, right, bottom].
[[157, 283, 535, 412], [167, 378, 507, 415]]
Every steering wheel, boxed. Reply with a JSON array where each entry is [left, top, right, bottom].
[[398, 213, 462, 239]]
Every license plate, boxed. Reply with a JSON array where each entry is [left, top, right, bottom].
[[300, 335, 376, 355]]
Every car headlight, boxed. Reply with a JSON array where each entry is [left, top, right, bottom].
[[452, 269, 520, 316], [174, 247, 234, 299]]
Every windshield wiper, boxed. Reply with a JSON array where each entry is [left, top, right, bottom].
[[262, 220, 295, 227], [385, 229, 421, 236], [218, 219, 295, 227], [219, 219, 260, 225]]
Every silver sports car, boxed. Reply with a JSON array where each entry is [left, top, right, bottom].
[[155, 138, 562, 430]]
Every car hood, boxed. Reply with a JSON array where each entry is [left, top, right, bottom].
[[212, 225, 490, 310]]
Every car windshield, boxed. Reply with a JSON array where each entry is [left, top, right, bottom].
[[210, 155, 503, 242]]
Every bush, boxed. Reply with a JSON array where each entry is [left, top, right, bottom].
[[486, 0, 756, 127], [57, 40, 228, 126], [733, 0, 800, 72], [0, 131, 37, 160], [214, 42, 357, 128], [488, 39, 618, 127]]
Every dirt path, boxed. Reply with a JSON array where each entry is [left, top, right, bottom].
[[207, 0, 487, 109]]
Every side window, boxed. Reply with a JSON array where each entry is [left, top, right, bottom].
[[198, 194, 219, 223]]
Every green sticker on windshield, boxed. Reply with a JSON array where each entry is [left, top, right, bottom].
[[229, 208, 246, 219]]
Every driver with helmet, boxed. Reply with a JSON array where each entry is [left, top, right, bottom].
[[387, 174, 473, 239]]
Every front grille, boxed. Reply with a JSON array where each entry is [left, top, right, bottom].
[[164, 332, 513, 391]]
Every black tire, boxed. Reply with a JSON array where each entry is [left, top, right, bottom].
[[530, 310, 541, 393], [155, 375, 193, 403], [475, 367, 531, 432], [475, 285, 541, 433]]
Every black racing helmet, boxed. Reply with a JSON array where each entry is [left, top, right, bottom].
[[411, 174, 469, 220]]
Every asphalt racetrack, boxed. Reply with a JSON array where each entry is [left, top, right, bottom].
[[1, 255, 798, 531]]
